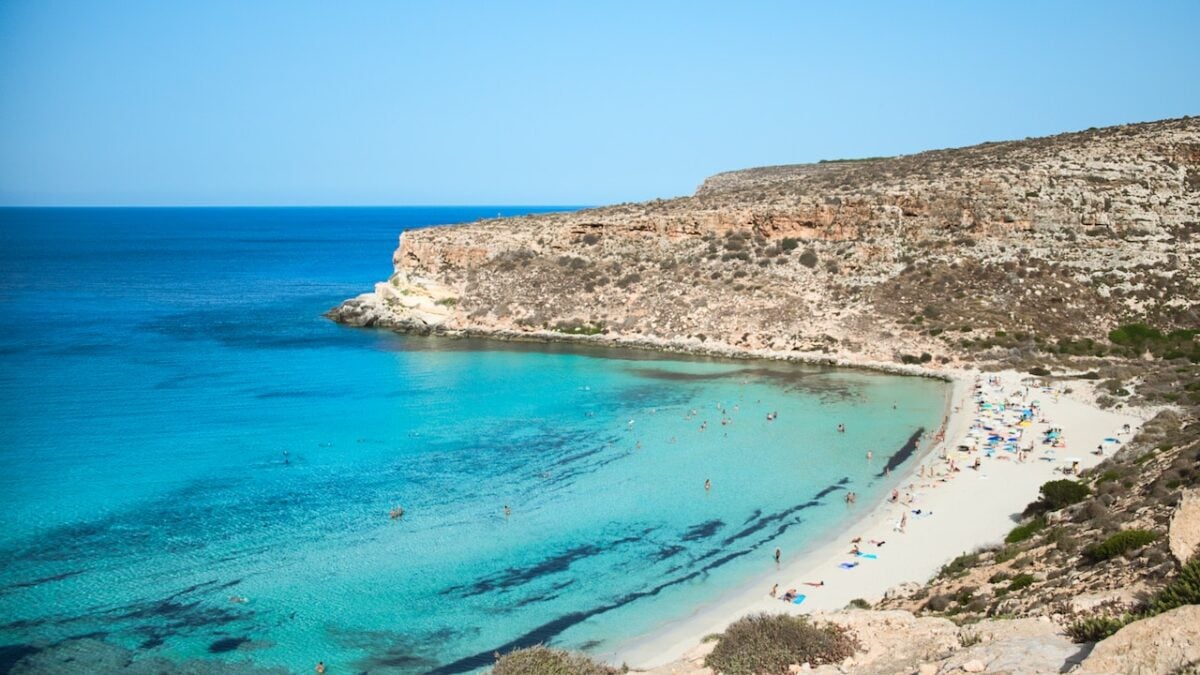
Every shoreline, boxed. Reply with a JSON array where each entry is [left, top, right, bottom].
[[338, 321, 961, 384], [613, 368, 1146, 671]]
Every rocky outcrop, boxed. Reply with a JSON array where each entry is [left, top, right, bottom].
[[1169, 489, 1200, 565], [1076, 605, 1200, 674], [329, 117, 1200, 369]]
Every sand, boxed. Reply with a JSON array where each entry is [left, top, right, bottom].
[[615, 368, 1148, 670]]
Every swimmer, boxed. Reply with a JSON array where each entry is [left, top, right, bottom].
[[774, 547, 781, 564], [504, 505, 512, 518], [704, 479, 712, 491], [316, 662, 326, 674], [389, 505, 404, 519], [866, 450, 873, 462], [229, 595, 248, 604]]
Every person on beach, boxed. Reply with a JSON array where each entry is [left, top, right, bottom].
[[781, 588, 798, 602], [889, 488, 899, 503], [770, 583, 778, 597], [899, 512, 908, 533], [774, 548, 781, 564], [869, 539, 886, 546], [972, 456, 981, 470], [803, 580, 825, 587], [850, 543, 860, 555]]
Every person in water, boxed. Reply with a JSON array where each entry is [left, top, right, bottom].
[[774, 547, 781, 564], [503, 505, 512, 518], [389, 506, 404, 519], [704, 479, 711, 491], [315, 662, 325, 674]]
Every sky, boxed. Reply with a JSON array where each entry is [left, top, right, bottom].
[[0, 1, 1197, 206]]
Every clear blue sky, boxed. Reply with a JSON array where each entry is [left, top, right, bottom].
[[1, 1, 1197, 206]]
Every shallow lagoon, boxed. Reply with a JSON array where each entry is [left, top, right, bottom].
[[0, 208, 947, 672]]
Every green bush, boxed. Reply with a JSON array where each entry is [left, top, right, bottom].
[[1148, 555, 1200, 615], [705, 613, 858, 674], [848, 598, 871, 610], [1008, 573, 1036, 592], [492, 645, 624, 675], [939, 552, 980, 578], [1005, 517, 1046, 544], [988, 571, 1010, 584], [1066, 615, 1130, 643], [1083, 530, 1158, 564], [1028, 366, 1051, 377], [798, 250, 819, 268], [1039, 479, 1091, 510]]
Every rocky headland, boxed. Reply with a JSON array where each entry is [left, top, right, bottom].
[[329, 117, 1200, 371]]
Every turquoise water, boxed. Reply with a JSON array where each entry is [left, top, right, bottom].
[[0, 208, 947, 673]]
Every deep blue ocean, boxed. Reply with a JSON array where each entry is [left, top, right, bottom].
[[0, 207, 947, 673]]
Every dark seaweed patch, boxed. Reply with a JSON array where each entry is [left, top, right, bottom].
[[813, 479, 850, 500], [0, 569, 86, 593], [0, 644, 40, 672], [207, 636, 249, 653], [441, 535, 643, 597], [652, 544, 686, 562], [681, 520, 724, 541], [877, 429, 925, 478]]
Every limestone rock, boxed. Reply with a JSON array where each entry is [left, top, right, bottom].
[[1169, 488, 1200, 565], [1077, 605, 1200, 674]]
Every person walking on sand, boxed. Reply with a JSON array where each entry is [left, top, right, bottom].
[[770, 583, 778, 597], [899, 511, 908, 533]]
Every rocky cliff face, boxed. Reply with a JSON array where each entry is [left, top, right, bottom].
[[329, 117, 1200, 366]]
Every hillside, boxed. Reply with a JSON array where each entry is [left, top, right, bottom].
[[329, 117, 1200, 371]]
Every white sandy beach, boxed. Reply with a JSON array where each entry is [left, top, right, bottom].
[[616, 368, 1148, 671]]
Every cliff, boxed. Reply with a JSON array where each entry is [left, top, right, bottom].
[[329, 116, 1200, 368]]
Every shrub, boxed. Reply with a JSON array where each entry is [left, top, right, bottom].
[[1029, 366, 1051, 377], [492, 645, 623, 675], [780, 237, 799, 252], [1066, 615, 1130, 643], [1039, 479, 1091, 510], [704, 613, 858, 674], [1083, 530, 1158, 564], [798, 250, 819, 268], [1147, 555, 1200, 615], [1008, 573, 1036, 592], [924, 594, 953, 612], [988, 571, 1011, 584], [1005, 517, 1046, 544], [939, 552, 980, 578], [848, 598, 871, 610]]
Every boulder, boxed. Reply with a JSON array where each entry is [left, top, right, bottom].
[[1169, 488, 1200, 565], [1076, 605, 1200, 674]]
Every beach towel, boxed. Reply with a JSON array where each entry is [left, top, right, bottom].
[[838, 562, 859, 569], [855, 553, 878, 559], [792, 594, 807, 605]]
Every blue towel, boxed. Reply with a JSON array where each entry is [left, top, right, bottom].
[[792, 594, 806, 605], [856, 553, 878, 560], [838, 562, 858, 569]]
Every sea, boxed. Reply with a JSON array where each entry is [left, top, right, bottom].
[[0, 207, 948, 673]]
